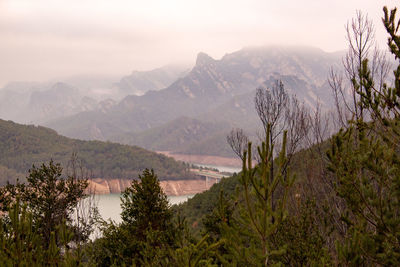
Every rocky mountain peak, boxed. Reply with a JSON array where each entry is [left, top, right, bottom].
[[195, 52, 215, 67]]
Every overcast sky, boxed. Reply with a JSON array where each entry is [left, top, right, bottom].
[[0, 0, 398, 87]]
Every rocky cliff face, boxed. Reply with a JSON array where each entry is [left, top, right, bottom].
[[87, 178, 217, 196], [47, 46, 342, 141]]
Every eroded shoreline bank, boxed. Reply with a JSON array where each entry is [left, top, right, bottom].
[[88, 178, 218, 196]]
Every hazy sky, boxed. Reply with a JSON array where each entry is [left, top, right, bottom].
[[0, 0, 398, 87]]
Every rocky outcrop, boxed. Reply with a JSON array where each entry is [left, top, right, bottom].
[[160, 179, 217, 196], [87, 178, 217, 196], [48, 46, 340, 141], [87, 178, 131, 194]]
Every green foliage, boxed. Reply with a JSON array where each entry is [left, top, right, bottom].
[[121, 169, 172, 234], [88, 169, 223, 266], [114, 116, 236, 157], [215, 126, 294, 266], [0, 199, 80, 266], [169, 234, 225, 267], [272, 200, 331, 266], [174, 172, 240, 237], [0, 200, 46, 266], [5, 5, 400, 266], [89, 169, 177, 266], [0, 160, 88, 246], [324, 6, 400, 265], [177, 139, 334, 265], [0, 119, 191, 185], [328, 120, 400, 265]]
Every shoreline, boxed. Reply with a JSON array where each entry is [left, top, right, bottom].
[[87, 178, 218, 196], [86, 155, 239, 196]]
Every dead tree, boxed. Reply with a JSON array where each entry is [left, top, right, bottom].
[[255, 80, 288, 144], [329, 10, 390, 128], [255, 80, 310, 159], [226, 128, 249, 161]]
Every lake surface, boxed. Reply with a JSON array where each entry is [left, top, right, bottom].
[[95, 194, 194, 223], [93, 164, 239, 223]]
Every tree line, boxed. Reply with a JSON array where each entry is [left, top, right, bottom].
[[0, 120, 192, 186]]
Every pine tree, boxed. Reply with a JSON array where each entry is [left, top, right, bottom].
[[0, 199, 78, 266], [121, 168, 172, 237], [219, 125, 294, 266], [90, 169, 176, 266], [326, 6, 400, 265], [1, 160, 88, 247]]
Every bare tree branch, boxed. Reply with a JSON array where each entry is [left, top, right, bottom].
[[255, 80, 289, 143], [330, 10, 390, 128], [227, 128, 249, 160]]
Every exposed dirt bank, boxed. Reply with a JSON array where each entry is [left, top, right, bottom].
[[158, 151, 241, 167], [87, 178, 217, 196]]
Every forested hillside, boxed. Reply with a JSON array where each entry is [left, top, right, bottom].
[[113, 116, 236, 157], [0, 119, 191, 185]]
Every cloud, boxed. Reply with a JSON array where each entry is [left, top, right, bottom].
[[0, 0, 398, 86]]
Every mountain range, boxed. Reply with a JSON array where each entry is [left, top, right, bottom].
[[116, 65, 190, 96], [43, 46, 342, 157], [0, 66, 188, 125], [0, 46, 343, 158]]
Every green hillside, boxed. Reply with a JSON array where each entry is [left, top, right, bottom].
[[112, 116, 236, 157], [174, 140, 330, 236], [0, 119, 191, 185]]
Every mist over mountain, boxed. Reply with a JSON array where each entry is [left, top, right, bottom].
[[0, 82, 101, 124], [116, 65, 190, 96], [0, 46, 343, 157], [0, 81, 53, 123], [0, 65, 188, 125], [45, 46, 342, 156]]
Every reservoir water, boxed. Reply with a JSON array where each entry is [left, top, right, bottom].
[[94, 164, 240, 223], [95, 194, 194, 223]]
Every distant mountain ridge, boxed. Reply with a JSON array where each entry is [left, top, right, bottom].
[[116, 64, 190, 96], [0, 65, 189, 125], [47, 46, 342, 145]]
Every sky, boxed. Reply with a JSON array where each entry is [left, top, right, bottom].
[[0, 0, 398, 87]]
